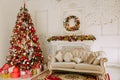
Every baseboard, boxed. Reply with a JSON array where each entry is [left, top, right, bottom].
[[106, 63, 120, 68]]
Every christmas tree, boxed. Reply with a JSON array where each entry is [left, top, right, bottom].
[[6, 6, 44, 71]]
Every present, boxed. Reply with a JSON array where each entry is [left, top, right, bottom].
[[21, 70, 32, 79], [21, 74, 32, 78], [0, 63, 12, 75], [10, 67, 20, 78], [36, 68, 41, 74], [2, 73, 10, 78], [32, 69, 37, 75], [0, 63, 12, 72], [21, 71, 26, 76], [40, 64, 44, 71], [0, 68, 2, 74], [26, 70, 32, 75], [8, 66, 14, 73]]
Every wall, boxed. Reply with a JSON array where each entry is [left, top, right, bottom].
[[0, 0, 120, 67], [0, 5, 6, 67]]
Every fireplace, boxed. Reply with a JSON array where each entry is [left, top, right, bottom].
[[48, 41, 94, 55]]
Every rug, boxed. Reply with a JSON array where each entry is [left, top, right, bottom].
[[32, 70, 99, 80]]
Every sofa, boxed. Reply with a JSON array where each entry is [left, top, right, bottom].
[[48, 47, 108, 79]]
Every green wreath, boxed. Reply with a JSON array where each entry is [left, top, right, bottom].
[[64, 15, 80, 31]]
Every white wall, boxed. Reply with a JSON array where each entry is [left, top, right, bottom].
[[0, 0, 120, 67], [0, 4, 6, 67]]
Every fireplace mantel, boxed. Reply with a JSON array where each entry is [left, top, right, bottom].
[[48, 40, 94, 54]]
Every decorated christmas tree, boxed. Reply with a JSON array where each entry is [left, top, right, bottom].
[[4, 5, 44, 73]]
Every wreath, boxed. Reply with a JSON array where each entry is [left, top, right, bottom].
[[64, 15, 80, 31]]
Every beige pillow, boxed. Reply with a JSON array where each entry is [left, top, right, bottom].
[[72, 57, 82, 64], [64, 52, 73, 62], [93, 56, 101, 65], [55, 51, 63, 62], [86, 53, 96, 64]]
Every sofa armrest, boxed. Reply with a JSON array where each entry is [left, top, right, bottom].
[[48, 54, 56, 63], [99, 51, 108, 66], [100, 57, 108, 66], [99, 57, 108, 77], [48, 54, 56, 69], [98, 51, 108, 64]]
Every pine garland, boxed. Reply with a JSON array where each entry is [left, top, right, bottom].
[[47, 35, 96, 42]]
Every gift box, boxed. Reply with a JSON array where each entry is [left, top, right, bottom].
[[10, 67, 20, 78], [21, 74, 32, 78], [40, 64, 44, 71], [32, 69, 37, 75], [36, 68, 41, 74], [21, 70, 32, 79], [2, 73, 10, 78]]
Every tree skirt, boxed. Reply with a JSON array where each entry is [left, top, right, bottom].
[[32, 70, 98, 80]]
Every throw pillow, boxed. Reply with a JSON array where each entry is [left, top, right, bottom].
[[93, 56, 102, 65], [64, 52, 73, 62], [72, 48, 79, 57], [72, 57, 82, 64], [86, 53, 96, 64], [55, 51, 63, 62]]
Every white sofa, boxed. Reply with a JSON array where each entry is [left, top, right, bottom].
[[48, 47, 108, 80]]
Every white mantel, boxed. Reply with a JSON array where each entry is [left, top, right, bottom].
[[48, 40, 94, 54]]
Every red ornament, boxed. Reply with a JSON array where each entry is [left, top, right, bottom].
[[33, 35, 38, 42], [20, 56, 27, 60], [30, 27, 35, 33], [18, 22, 23, 26], [10, 40, 14, 45], [34, 63, 40, 68]]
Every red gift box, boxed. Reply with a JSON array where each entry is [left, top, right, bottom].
[[11, 72, 20, 78], [21, 70, 32, 79], [10, 67, 20, 78], [21, 74, 32, 78]]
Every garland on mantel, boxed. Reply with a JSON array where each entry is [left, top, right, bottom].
[[47, 35, 96, 42]]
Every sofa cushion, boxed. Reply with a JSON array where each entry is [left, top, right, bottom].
[[55, 51, 63, 62], [63, 52, 73, 62], [93, 56, 102, 65], [52, 62, 76, 69], [75, 63, 101, 71], [86, 53, 96, 64], [72, 57, 82, 64], [72, 48, 80, 57]]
